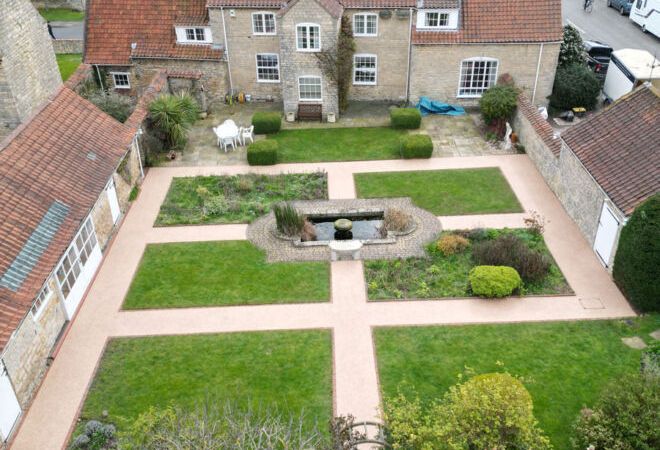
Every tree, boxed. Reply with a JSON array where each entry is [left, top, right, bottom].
[[315, 16, 355, 112], [383, 373, 551, 449], [479, 84, 519, 137], [572, 373, 659, 450], [613, 194, 660, 312], [558, 25, 586, 68], [549, 63, 601, 110]]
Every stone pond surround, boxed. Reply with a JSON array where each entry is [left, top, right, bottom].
[[247, 198, 442, 262]]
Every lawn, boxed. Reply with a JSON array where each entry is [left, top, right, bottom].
[[269, 127, 407, 163], [56, 53, 82, 81], [354, 168, 522, 215], [39, 8, 84, 21], [123, 241, 329, 309], [375, 315, 660, 449], [155, 172, 327, 226], [365, 229, 571, 300], [81, 330, 333, 431]]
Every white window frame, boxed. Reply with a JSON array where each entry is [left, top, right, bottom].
[[457, 57, 499, 98], [255, 53, 280, 83], [416, 9, 458, 30], [353, 13, 378, 37], [175, 26, 213, 44], [252, 12, 276, 35], [353, 54, 377, 85], [55, 217, 98, 300], [298, 75, 322, 101], [296, 23, 321, 52], [31, 284, 52, 320], [110, 72, 130, 90]]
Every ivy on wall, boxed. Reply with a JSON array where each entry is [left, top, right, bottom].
[[314, 16, 355, 112]]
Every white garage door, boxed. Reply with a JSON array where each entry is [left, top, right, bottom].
[[0, 363, 21, 442], [594, 203, 620, 267]]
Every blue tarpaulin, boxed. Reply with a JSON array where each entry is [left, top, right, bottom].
[[416, 97, 466, 116]]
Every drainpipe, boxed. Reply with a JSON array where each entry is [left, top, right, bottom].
[[221, 7, 234, 94], [95, 64, 105, 91], [135, 130, 145, 179], [405, 8, 413, 104], [531, 43, 544, 105]]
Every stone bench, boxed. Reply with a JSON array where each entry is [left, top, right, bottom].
[[328, 240, 363, 261]]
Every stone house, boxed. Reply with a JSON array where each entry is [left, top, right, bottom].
[[84, 0, 562, 119], [0, 0, 62, 140], [514, 84, 659, 270], [0, 84, 145, 444]]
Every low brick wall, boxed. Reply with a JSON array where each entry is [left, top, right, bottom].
[[52, 38, 82, 54]]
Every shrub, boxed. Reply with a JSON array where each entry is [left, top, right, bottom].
[[247, 140, 278, 165], [400, 134, 433, 158], [203, 194, 228, 217], [128, 186, 139, 202], [469, 265, 522, 298], [381, 208, 413, 234], [84, 91, 134, 123], [641, 341, 660, 377], [384, 374, 551, 449], [273, 202, 304, 237], [613, 194, 660, 313], [559, 25, 586, 68], [390, 108, 422, 129], [472, 234, 551, 283], [572, 373, 659, 450], [550, 63, 601, 111], [148, 93, 199, 149], [479, 85, 518, 137], [251, 111, 281, 134], [70, 419, 116, 449], [436, 234, 470, 256]]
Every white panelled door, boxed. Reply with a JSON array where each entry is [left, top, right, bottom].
[[106, 179, 121, 224], [594, 203, 620, 267], [0, 363, 21, 442]]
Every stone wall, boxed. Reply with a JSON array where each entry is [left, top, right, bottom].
[[410, 42, 560, 107], [279, 0, 340, 119], [349, 9, 410, 102], [32, 0, 85, 11], [2, 277, 66, 408], [52, 39, 83, 54], [0, 0, 62, 133]]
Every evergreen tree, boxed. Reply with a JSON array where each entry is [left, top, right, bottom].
[[559, 25, 586, 68]]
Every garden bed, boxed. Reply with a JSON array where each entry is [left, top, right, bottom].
[[374, 315, 660, 449], [365, 228, 570, 300], [155, 172, 327, 226], [354, 168, 522, 215], [123, 241, 330, 309]]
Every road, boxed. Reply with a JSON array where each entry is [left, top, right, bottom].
[[50, 21, 84, 40], [563, 0, 660, 55]]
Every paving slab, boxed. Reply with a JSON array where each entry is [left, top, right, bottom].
[[621, 336, 647, 349]]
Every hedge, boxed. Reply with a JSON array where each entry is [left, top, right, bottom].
[[549, 63, 601, 111], [390, 108, 422, 129], [612, 194, 659, 312], [251, 112, 281, 134], [247, 140, 278, 165], [401, 134, 433, 159], [469, 265, 522, 298]]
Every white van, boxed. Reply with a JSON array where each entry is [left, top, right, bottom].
[[603, 49, 660, 101], [630, 0, 660, 37]]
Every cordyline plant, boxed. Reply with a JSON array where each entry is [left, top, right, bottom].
[[148, 92, 199, 150], [314, 15, 356, 112]]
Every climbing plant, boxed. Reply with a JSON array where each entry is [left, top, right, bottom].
[[315, 16, 355, 112]]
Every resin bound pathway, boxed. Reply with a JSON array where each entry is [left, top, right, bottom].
[[10, 155, 635, 449]]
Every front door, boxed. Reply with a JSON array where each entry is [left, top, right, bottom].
[[594, 203, 620, 267], [0, 363, 21, 442], [106, 179, 121, 224]]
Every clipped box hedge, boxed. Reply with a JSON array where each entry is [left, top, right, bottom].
[[390, 108, 422, 129], [401, 134, 433, 159], [247, 140, 278, 165], [251, 112, 281, 134], [469, 265, 522, 298]]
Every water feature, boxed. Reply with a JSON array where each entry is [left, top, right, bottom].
[[309, 213, 384, 241]]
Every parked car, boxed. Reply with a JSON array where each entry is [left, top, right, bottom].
[[607, 0, 634, 15], [583, 40, 614, 79]]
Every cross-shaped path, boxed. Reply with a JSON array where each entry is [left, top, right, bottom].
[[10, 155, 635, 449]]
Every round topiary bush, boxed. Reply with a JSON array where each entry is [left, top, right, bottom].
[[469, 265, 522, 298], [550, 63, 601, 111], [400, 134, 433, 158], [612, 194, 660, 313], [251, 112, 281, 134], [247, 140, 278, 165], [390, 108, 422, 129]]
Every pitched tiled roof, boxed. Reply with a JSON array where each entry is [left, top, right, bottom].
[[517, 93, 561, 157], [208, 0, 415, 8], [0, 88, 133, 352], [85, 0, 223, 66], [561, 85, 660, 216], [413, 0, 562, 44], [278, 0, 344, 17], [207, 0, 283, 6]]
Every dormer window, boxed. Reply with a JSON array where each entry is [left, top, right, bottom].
[[417, 9, 458, 30], [253, 12, 276, 35], [175, 26, 213, 44], [425, 11, 448, 27], [296, 24, 321, 51]]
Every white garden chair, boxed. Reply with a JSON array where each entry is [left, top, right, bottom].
[[236, 126, 244, 145], [221, 136, 235, 152], [241, 125, 254, 146]]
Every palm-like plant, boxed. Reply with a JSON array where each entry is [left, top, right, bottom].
[[148, 93, 200, 149]]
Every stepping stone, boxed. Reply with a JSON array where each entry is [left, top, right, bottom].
[[650, 330, 660, 340], [621, 336, 647, 349], [579, 297, 604, 309]]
